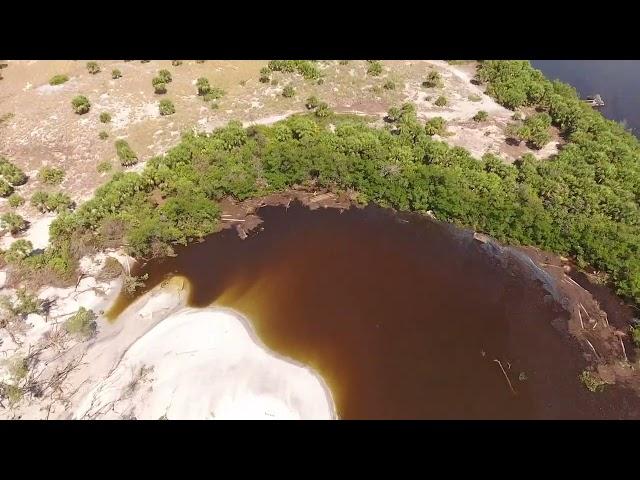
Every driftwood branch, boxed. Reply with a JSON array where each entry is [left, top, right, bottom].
[[493, 359, 516, 395]]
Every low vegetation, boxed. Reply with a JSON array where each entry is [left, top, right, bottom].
[[31, 191, 74, 213], [0, 157, 27, 186], [158, 69, 172, 83], [1, 212, 27, 234], [86, 62, 100, 74], [71, 95, 91, 114], [282, 85, 295, 98], [37, 166, 65, 185], [579, 370, 607, 392], [473, 110, 489, 122], [171, 60, 183, 66], [267, 60, 321, 80], [97, 160, 112, 173], [7, 193, 25, 208], [111, 69, 122, 79], [259, 68, 270, 84], [64, 307, 97, 339], [49, 74, 69, 86], [423, 71, 443, 88], [100, 112, 111, 123], [507, 112, 551, 149], [383, 80, 396, 90], [99, 130, 109, 140], [196, 77, 210, 96], [115, 139, 138, 166], [424, 116, 447, 136], [434, 96, 448, 107], [159, 99, 175, 116], [367, 61, 383, 76]]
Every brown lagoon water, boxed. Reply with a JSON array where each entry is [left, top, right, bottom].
[[110, 203, 640, 419]]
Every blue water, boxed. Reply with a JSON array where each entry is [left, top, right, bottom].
[[531, 60, 640, 135]]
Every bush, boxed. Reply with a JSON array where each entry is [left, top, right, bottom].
[[158, 69, 172, 83], [1, 213, 27, 234], [631, 324, 640, 347], [424, 116, 447, 136], [203, 87, 225, 102], [367, 61, 383, 76], [259, 67, 270, 83], [473, 110, 489, 122], [315, 102, 332, 118], [317, 78, 324, 86], [305, 96, 320, 110], [434, 95, 448, 107], [513, 112, 552, 149], [171, 60, 183, 66], [154, 81, 167, 94], [196, 77, 211, 95], [111, 69, 122, 79], [0, 157, 27, 185], [159, 99, 175, 116], [7, 193, 24, 207], [30, 191, 73, 213], [97, 160, 112, 173], [115, 140, 138, 166], [0, 178, 13, 197], [99, 130, 109, 140], [423, 70, 442, 88], [123, 273, 148, 295], [86, 61, 100, 74], [98, 257, 123, 280], [100, 112, 111, 123], [579, 370, 606, 392], [339, 60, 349, 65], [282, 85, 295, 98], [64, 307, 97, 339], [383, 80, 396, 90], [37, 166, 65, 185], [3, 240, 32, 263], [267, 60, 321, 80], [49, 74, 69, 86], [71, 95, 91, 114]]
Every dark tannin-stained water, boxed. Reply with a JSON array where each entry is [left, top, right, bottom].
[[111, 203, 640, 419], [531, 60, 640, 135]]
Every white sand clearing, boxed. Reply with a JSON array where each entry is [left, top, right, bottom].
[[73, 307, 336, 420]]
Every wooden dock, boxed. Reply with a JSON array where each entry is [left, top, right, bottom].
[[583, 94, 605, 107]]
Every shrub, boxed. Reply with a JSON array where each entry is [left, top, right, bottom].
[[115, 139, 138, 166], [282, 85, 295, 98], [383, 80, 396, 90], [196, 77, 211, 95], [631, 324, 640, 347], [473, 110, 489, 122], [240, 80, 247, 86], [71, 95, 91, 114], [267, 60, 320, 80], [196, 60, 206, 64], [367, 61, 383, 76], [434, 95, 448, 107], [422, 70, 442, 88], [49, 74, 69, 86], [124, 273, 148, 295], [153, 81, 167, 94], [271, 79, 279, 86], [202, 87, 225, 102], [259, 67, 270, 83], [111, 69, 122, 79], [158, 69, 172, 83], [1, 212, 27, 234], [513, 112, 552, 149], [64, 307, 97, 339], [7, 193, 24, 208], [99, 130, 109, 140], [171, 60, 183, 66], [0, 158, 27, 185], [315, 102, 332, 118], [86, 61, 100, 74], [37, 166, 65, 185], [317, 78, 324, 85], [339, 60, 349, 65], [305, 96, 320, 110], [159, 99, 175, 116], [468, 94, 482, 102], [424, 116, 447, 136], [0, 178, 13, 197], [99, 112, 111, 123], [512, 112, 523, 121], [579, 370, 606, 392], [97, 160, 112, 173], [98, 257, 123, 280], [30, 191, 73, 213], [3, 240, 32, 263], [140, 60, 151, 63]]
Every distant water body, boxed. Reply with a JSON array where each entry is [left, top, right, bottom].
[[531, 60, 640, 135]]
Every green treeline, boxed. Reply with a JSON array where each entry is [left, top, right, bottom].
[[7, 60, 639, 305]]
